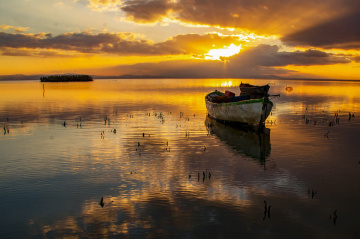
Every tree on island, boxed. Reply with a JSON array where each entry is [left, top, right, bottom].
[[40, 74, 93, 82]]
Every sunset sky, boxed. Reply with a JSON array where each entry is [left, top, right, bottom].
[[1, 0, 360, 79]]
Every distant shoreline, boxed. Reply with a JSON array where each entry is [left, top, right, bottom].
[[0, 74, 359, 82]]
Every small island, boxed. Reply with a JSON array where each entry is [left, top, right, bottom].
[[40, 74, 93, 82]]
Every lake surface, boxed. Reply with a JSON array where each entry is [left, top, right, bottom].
[[1, 78, 360, 238]]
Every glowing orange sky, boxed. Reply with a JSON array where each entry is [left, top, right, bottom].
[[1, 0, 360, 79]]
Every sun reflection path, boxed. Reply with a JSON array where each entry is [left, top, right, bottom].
[[220, 81, 233, 87]]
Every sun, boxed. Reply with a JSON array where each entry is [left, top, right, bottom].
[[205, 44, 242, 60]]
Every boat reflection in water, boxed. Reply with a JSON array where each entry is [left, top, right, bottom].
[[205, 116, 271, 163]]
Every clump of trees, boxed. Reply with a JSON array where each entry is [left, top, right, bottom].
[[40, 74, 93, 82]]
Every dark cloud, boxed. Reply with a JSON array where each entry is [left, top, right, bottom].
[[121, 0, 175, 23], [231, 45, 351, 67], [107, 59, 295, 79], [0, 48, 74, 57], [106, 44, 351, 78], [118, 0, 360, 35], [0, 31, 240, 56], [281, 13, 360, 49], [353, 56, 360, 62]]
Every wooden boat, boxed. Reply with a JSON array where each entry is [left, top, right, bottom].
[[240, 82, 270, 96], [205, 90, 273, 129]]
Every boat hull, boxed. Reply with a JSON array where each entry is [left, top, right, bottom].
[[240, 83, 270, 96], [205, 92, 272, 128]]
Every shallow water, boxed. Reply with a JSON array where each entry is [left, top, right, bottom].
[[1, 79, 360, 238]]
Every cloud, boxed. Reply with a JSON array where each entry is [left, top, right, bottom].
[[54, 1, 64, 7], [158, 33, 242, 55], [116, 0, 360, 35], [230, 45, 351, 67], [281, 13, 360, 50], [0, 31, 242, 56], [353, 56, 360, 62], [106, 58, 295, 79], [67, 1, 360, 53], [78, 1, 360, 52], [86, 0, 123, 11], [0, 25, 29, 33], [0, 48, 75, 57], [121, 0, 176, 23], [105, 44, 351, 78]]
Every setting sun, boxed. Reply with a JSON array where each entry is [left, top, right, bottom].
[[205, 44, 242, 60]]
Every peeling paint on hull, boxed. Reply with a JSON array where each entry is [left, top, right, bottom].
[[205, 91, 273, 128]]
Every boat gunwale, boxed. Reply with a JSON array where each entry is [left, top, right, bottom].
[[240, 83, 270, 88], [205, 91, 273, 106]]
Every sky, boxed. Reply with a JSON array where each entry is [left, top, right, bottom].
[[1, 0, 360, 79]]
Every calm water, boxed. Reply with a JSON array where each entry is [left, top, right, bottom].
[[1, 79, 360, 238]]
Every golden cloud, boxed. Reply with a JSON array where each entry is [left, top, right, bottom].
[[87, 0, 124, 11], [0, 31, 243, 57], [0, 25, 29, 33]]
